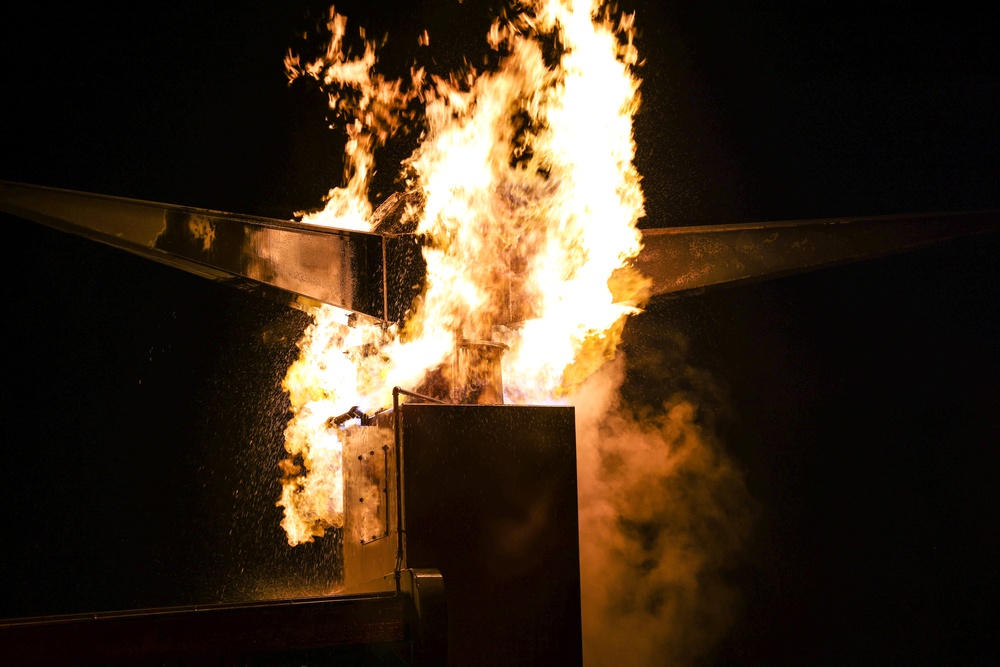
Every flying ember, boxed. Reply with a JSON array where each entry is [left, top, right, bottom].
[[277, 0, 648, 546]]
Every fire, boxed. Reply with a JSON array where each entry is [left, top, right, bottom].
[[277, 0, 648, 545]]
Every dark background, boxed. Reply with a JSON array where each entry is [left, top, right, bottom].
[[1, 1, 998, 664]]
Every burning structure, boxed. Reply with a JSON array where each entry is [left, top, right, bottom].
[[1, 3, 657, 663], [2, 1, 999, 666]]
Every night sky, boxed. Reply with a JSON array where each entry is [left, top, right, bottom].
[[2, 2, 998, 665]]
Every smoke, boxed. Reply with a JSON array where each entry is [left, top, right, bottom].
[[573, 343, 754, 667]]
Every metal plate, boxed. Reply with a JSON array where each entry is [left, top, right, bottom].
[[400, 403, 582, 667]]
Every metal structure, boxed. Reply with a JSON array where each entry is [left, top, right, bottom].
[[4, 181, 998, 322], [633, 211, 1000, 296], [0, 181, 424, 321], [1, 180, 998, 665], [0, 387, 577, 667]]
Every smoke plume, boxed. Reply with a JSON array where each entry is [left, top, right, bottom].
[[573, 348, 754, 666]]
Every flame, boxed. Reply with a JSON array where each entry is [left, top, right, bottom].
[[284, 6, 424, 230], [277, 0, 648, 545]]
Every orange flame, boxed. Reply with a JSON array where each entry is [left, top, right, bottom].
[[277, 0, 648, 545]]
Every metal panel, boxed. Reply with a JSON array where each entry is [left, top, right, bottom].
[[342, 419, 399, 594], [400, 403, 582, 667]]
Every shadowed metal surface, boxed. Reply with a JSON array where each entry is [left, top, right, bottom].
[[400, 403, 582, 667], [633, 211, 1000, 297], [0, 593, 407, 666], [0, 180, 419, 319]]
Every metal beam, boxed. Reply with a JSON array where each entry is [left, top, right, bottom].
[[0, 181, 418, 319], [0, 593, 407, 666], [5, 180, 998, 316], [633, 211, 1000, 297]]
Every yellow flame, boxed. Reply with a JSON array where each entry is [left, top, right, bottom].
[[277, 0, 648, 545], [284, 6, 424, 230]]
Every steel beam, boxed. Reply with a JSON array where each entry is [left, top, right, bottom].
[[5, 181, 997, 317], [633, 211, 1000, 297], [0, 181, 425, 321]]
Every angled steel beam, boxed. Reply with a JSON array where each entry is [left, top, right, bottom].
[[0, 181, 423, 321], [633, 211, 1000, 297], [4, 181, 997, 317]]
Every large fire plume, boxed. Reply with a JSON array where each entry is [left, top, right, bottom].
[[275, 2, 750, 664], [277, 0, 647, 545]]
